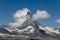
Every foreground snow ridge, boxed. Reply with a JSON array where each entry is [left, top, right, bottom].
[[39, 26, 60, 34]]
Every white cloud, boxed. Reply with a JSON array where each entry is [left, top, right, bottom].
[[55, 19, 60, 23], [9, 8, 50, 28], [9, 8, 30, 28], [32, 10, 50, 21]]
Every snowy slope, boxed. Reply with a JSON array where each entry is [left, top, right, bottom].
[[39, 26, 60, 35]]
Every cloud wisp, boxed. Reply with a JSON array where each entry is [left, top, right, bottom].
[[9, 8, 50, 28], [55, 19, 60, 23]]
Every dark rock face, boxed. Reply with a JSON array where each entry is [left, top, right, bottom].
[[39, 29, 46, 35]]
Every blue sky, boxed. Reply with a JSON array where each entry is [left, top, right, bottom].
[[0, 0, 60, 28]]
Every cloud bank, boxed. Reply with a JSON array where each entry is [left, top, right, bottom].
[[9, 8, 30, 28], [9, 8, 50, 28], [32, 10, 50, 21], [55, 19, 60, 23]]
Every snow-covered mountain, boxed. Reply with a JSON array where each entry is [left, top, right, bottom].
[[0, 11, 60, 40]]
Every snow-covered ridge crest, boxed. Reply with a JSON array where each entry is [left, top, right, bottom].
[[5, 26, 35, 34], [39, 26, 60, 34]]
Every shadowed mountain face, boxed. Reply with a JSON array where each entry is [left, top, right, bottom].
[[0, 27, 10, 34], [0, 12, 60, 40]]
